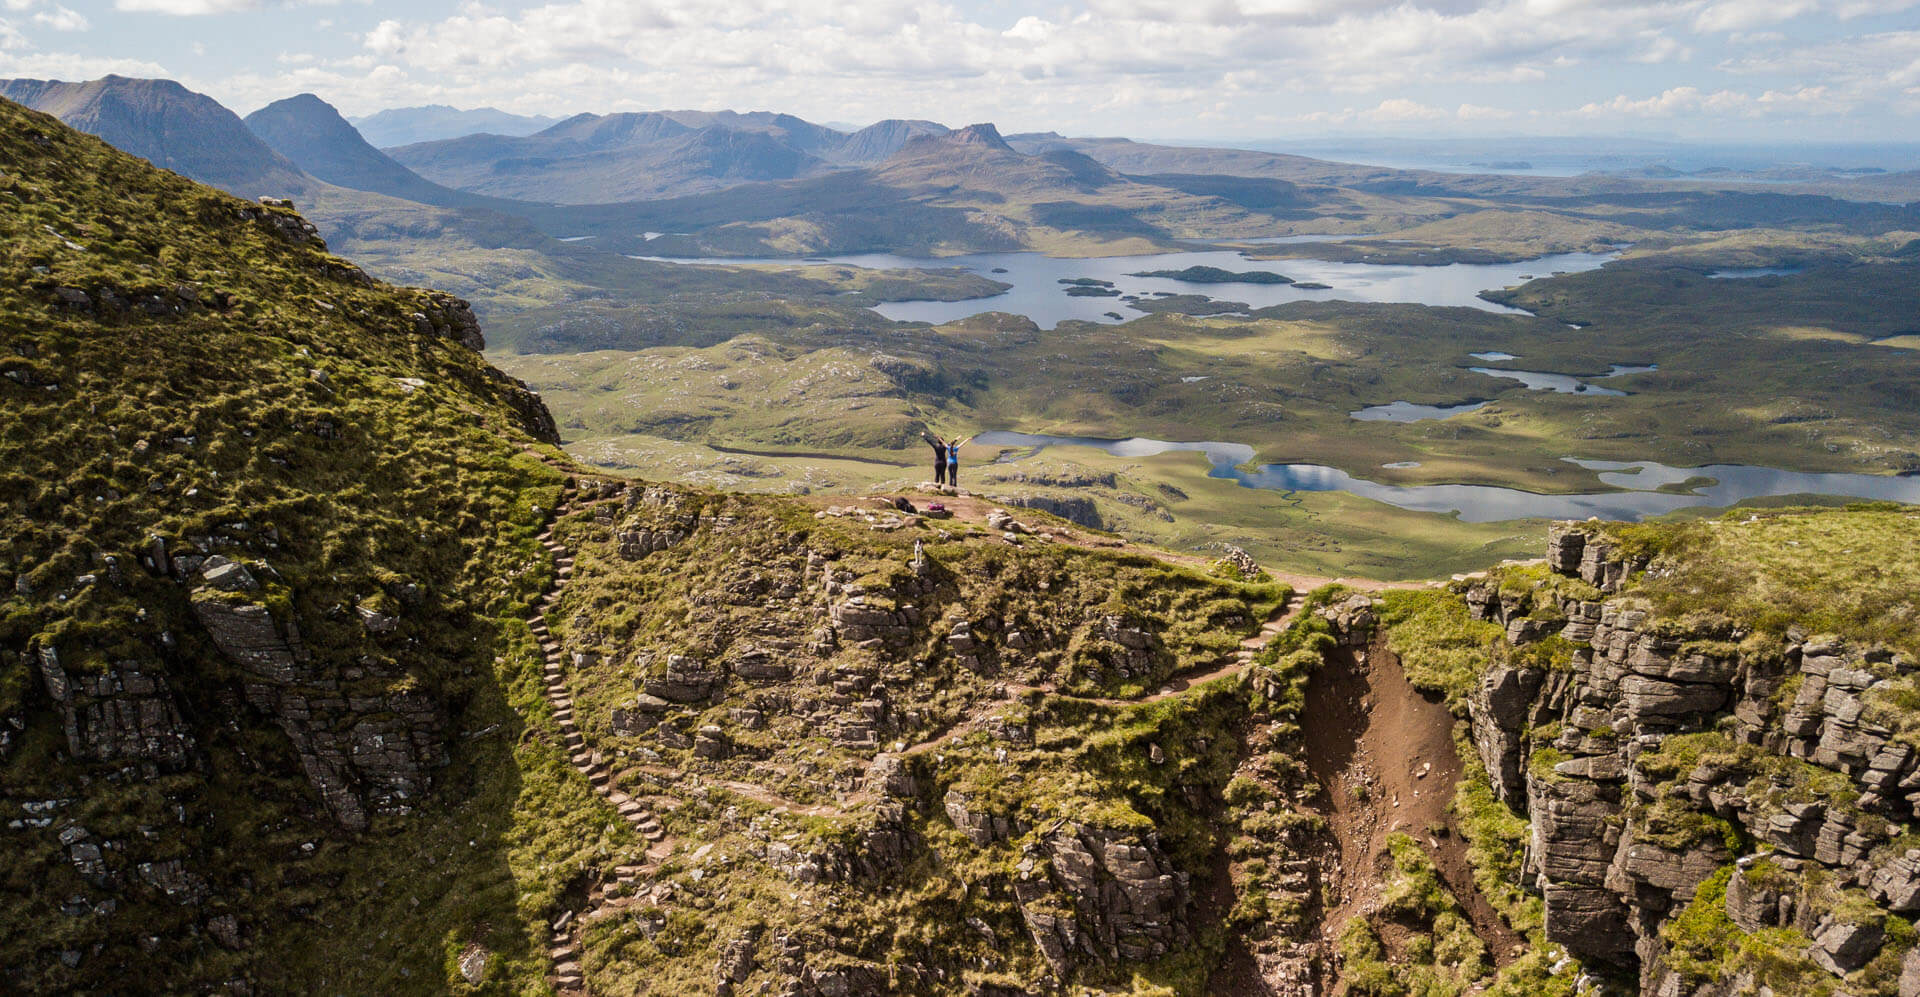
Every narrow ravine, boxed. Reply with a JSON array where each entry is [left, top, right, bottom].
[[1302, 644, 1521, 994]]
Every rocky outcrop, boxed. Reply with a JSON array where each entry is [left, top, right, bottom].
[[1316, 593, 1378, 647], [753, 805, 913, 885], [412, 292, 485, 351], [190, 590, 304, 683], [984, 493, 1103, 530], [1545, 522, 1649, 593], [1455, 523, 1920, 991], [1470, 664, 1548, 806], [944, 788, 1027, 847], [190, 577, 446, 831], [829, 594, 917, 649], [33, 647, 193, 767], [1012, 822, 1191, 973], [240, 201, 324, 247], [644, 654, 723, 704], [1082, 614, 1163, 680]]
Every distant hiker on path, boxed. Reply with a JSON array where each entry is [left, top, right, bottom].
[[922, 431, 949, 486]]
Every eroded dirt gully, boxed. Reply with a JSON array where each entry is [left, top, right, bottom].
[[1303, 642, 1522, 993]]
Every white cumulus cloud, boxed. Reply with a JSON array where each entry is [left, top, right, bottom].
[[32, 4, 86, 30], [6, 0, 1898, 141], [1579, 83, 1852, 117], [115, 0, 260, 14]]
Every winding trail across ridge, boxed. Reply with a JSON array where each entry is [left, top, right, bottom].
[[529, 484, 671, 996], [523, 480, 1435, 991], [889, 591, 1306, 763]]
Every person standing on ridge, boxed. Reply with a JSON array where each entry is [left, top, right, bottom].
[[947, 435, 971, 489], [922, 431, 949, 486]]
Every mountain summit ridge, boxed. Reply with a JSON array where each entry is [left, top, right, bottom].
[[0, 74, 312, 198], [243, 92, 477, 207]]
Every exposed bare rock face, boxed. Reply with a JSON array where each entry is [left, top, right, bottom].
[[1453, 522, 1920, 994], [1013, 822, 1192, 972], [187, 564, 447, 830], [34, 648, 193, 767]]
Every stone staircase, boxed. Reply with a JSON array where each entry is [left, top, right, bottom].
[[1239, 596, 1300, 658], [530, 485, 668, 995]]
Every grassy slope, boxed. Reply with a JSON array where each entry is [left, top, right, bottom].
[[0, 96, 623, 993]]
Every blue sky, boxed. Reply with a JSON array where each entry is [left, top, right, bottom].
[[1, 0, 1917, 142]]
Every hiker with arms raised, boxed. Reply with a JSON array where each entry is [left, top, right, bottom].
[[922, 431, 949, 486], [947, 435, 971, 489]]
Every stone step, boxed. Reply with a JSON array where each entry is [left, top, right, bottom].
[[563, 731, 583, 746], [587, 769, 610, 787], [556, 557, 575, 567], [643, 826, 666, 842]]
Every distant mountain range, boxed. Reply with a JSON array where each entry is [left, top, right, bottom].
[[11, 73, 1912, 268], [387, 111, 951, 202], [0, 77, 1434, 258], [349, 104, 561, 148], [0, 75, 312, 199]]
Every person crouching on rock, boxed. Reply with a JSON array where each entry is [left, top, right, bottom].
[[923, 431, 949, 486]]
